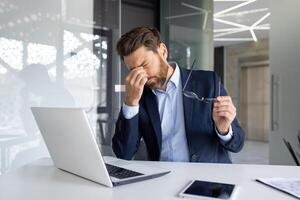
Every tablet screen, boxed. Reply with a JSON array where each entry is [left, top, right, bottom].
[[183, 180, 235, 199]]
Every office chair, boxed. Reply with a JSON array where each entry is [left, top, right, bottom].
[[282, 138, 300, 166]]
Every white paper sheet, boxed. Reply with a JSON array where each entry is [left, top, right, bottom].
[[256, 178, 300, 199]]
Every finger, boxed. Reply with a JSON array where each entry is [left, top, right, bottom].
[[214, 101, 236, 111], [139, 76, 148, 87], [216, 96, 232, 103], [214, 110, 236, 117], [129, 70, 147, 86], [135, 73, 148, 87], [133, 71, 147, 86], [214, 101, 232, 107], [213, 104, 235, 114], [126, 67, 145, 83], [215, 97, 234, 107], [214, 103, 236, 111], [214, 111, 234, 119], [216, 107, 236, 117], [128, 67, 145, 81], [214, 105, 235, 112]]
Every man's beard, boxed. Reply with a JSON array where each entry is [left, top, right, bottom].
[[145, 62, 168, 89], [145, 76, 167, 89]]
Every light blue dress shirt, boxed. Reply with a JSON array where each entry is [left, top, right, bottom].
[[122, 63, 233, 162]]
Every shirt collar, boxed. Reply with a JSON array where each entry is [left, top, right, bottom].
[[152, 62, 180, 94], [168, 62, 180, 88]]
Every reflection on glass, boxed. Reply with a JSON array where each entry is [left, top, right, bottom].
[[64, 30, 82, 55], [0, 37, 23, 70], [161, 0, 213, 70], [0, 27, 107, 175], [0, 0, 118, 176], [27, 43, 56, 65]]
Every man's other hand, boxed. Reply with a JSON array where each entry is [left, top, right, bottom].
[[213, 96, 236, 135]]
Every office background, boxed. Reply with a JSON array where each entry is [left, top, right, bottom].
[[0, 0, 299, 175]]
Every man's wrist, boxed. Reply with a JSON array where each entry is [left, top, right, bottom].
[[124, 96, 139, 106], [122, 103, 139, 119], [215, 125, 233, 142], [124, 98, 139, 107], [216, 126, 230, 135]]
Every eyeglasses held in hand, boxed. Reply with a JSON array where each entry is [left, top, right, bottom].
[[182, 59, 220, 103]]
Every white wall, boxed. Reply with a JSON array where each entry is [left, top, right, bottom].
[[0, 0, 97, 174], [269, 0, 300, 165]]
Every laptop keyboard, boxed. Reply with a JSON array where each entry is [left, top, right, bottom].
[[105, 163, 144, 179]]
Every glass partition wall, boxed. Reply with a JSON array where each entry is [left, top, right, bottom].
[[0, 0, 121, 174], [160, 0, 213, 70]]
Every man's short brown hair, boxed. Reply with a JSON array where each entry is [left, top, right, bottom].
[[116, 26, 162, 60]]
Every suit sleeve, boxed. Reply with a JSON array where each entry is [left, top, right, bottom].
[[213, 72, 245, 153], [112, 107, 142, 160]]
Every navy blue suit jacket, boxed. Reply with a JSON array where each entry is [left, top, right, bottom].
[[112, 68, 244, 163]]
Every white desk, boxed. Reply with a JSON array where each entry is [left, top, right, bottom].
[[0, 157, 299, 200]]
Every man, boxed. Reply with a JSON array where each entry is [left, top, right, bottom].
[[112, 26, 244, 163]]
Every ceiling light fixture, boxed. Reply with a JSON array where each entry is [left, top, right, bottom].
[[214, 0, 250, 2], [216, 8, 268, 18], [214, 29, 248, 37], [214, 18, 248, 28], [164, 2, 210, 30], [165, 12, 203, 20], [214, 38, 254, 41], [214, 0, 256, 17], [249, 28, 257, 41], [251, 12, 271, 28], [214, 0, 270, 42]]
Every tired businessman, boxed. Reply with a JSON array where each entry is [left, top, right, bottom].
[[112, 26, 244, 163]]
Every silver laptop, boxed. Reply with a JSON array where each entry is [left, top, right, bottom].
[[31, 107, 170, 187]]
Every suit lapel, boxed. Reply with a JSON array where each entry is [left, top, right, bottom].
[[179, 68, 196, 155], [180, 68, 195, 150], [144, 88, 162, 153]]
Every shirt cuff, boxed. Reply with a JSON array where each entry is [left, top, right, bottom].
[[215, 125, 233, 142], [122, 103, 139, 119]]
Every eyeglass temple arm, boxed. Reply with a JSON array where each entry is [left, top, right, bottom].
[[182, 59, 196, 91]]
